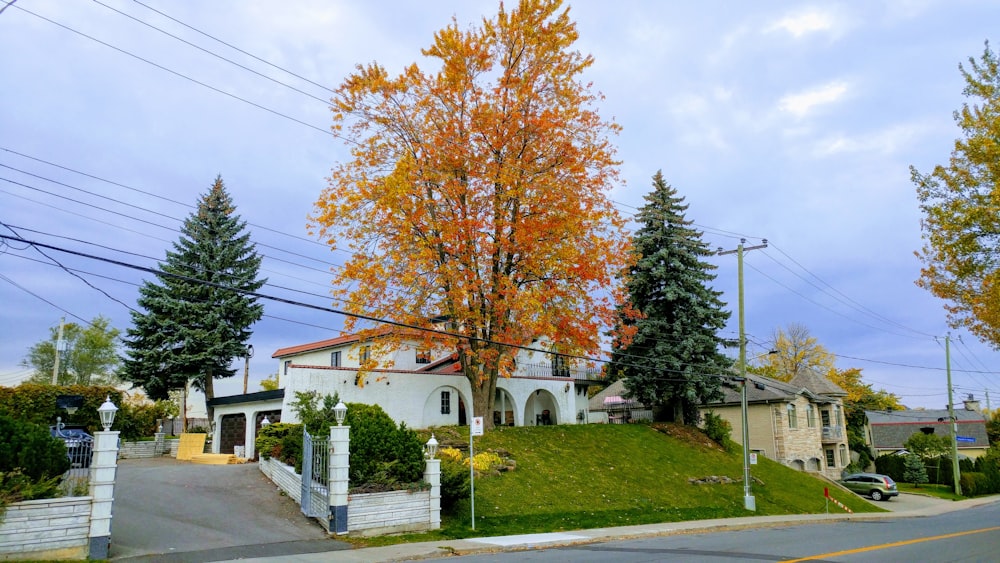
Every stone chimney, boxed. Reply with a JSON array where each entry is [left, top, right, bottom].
[[963, 394, 981, 412]]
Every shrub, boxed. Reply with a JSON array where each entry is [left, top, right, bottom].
[[701, 412, 733, 451], [255, 422, 300, 461], [345, 403, 424, 486], [116, 400, 175, 440], [902, 453, 928, 486], [874, 454, 905, 482], [0, 383, 123, 435], [959, 472, 992, 497], [439, 457, 471, 512], [0, 414, 70, 480]]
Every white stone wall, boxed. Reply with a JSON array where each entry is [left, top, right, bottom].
[[347, 490, 431, 536], [0, 497, 91, 560], [258, 457, 303, 504]]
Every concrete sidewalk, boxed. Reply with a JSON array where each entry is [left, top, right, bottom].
[[225, 494, 1000, 563]]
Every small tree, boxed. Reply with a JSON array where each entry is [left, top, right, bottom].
[[23, 316, 121, 386], [904, 432, 951, 458], [903, 453, 929, 487]]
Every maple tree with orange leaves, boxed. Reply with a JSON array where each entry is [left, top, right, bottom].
[[311, 0, 631, 428]]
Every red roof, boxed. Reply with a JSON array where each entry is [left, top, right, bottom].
[[272, 334, 361, 358]]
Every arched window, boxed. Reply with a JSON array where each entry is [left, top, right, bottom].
[[839, 444, 848, 467], [787, 403, 797, 429]]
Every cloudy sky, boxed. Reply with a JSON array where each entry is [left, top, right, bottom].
[[1, 0, 998, 410]]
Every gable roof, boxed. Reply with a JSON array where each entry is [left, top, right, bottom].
[[272, 333, 361, 358], [789, 368, 847, 397], [865, 409, 990, 449]]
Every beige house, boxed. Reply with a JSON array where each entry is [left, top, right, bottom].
[[700, 369, 850, 480]]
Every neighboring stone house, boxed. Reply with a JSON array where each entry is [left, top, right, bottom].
[[700, 369, 851, 480], [865, 397, 990, 460]]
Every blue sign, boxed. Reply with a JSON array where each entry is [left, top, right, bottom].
[[956, 436, 976, 443]]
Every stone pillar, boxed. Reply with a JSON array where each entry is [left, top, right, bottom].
[[424, 458, 441, 530], [88, 430, 120, 560], [154, 431, 165, 455], [328, 425, 350, 535]]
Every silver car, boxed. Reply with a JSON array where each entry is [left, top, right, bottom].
[[840, 472, 898, 501]]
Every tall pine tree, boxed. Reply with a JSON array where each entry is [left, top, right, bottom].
[[122, 177, 265, 422], [609, 171, 731, 424]]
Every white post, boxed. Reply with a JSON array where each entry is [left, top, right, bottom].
[[424, 457, 441, 530], [88, 430, 120, 559], [329, 424, 350, 535]]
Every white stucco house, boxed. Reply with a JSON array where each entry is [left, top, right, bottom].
[[207, 328, 603, 457]]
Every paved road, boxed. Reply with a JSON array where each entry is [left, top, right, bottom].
[[111, 457, 349, 562], [438, 499, 1000, 562]]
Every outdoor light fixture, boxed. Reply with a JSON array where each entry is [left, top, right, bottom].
[[334, 401, 348, 426], [425, 433, 438, 459], [97, 395, 118, 431], [261, 416, 270, 427]]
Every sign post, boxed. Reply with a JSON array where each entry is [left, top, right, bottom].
[[470, 416, 484, 530]]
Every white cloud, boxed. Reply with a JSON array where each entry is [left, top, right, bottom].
[[812, 122, 929, 157], [767, 10, 837, 37], [778, 81, 849, 118]]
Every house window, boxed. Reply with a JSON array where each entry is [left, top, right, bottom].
[[839, 444, 848, 467], [806, 405, 816, 428], [825, 448, 836, 467], [551, 353, 569, 377], [441, 391, 451, 415], [330, 351, 341, 367], [360, 345, 371, 363], [821, 410, 831, 427], [834, 405, 842, 425], [787, 403, 797, 429], [283, 360, 291, 375], [415, 348, 431, 364]]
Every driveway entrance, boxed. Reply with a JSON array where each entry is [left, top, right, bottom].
[[111, 457, 347, 561]]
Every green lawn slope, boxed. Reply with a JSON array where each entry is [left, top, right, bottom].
[[423, 423, 882, 539]]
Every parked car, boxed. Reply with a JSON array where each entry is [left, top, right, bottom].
[[840, 472, 898, 501], [50, 425, 94, 468]]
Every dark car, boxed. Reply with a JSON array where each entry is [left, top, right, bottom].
[[840, 472, 898, 501], [50, 425, 94, 468]]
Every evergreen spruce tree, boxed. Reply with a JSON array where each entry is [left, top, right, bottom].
[[122, 176, 265, 422], [609, 171, 731, 424]]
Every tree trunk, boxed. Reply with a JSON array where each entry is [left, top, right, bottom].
[[203, 367, 215, 428]]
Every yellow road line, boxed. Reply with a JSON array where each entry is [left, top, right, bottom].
[[784, 526, 1000, 562]]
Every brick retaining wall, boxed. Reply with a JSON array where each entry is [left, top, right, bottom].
[[0, 497, 91, 561]]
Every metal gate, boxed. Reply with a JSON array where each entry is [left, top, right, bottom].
[[300, 429, 329, 518]]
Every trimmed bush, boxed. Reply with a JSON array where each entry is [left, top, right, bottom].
[[0, 414, 70, 480], [701, 412, 734, 451], [439, 457, 471, 511], [345, 403, 425, 486], [0, 383, 123, 435], [255, 422, 301, 463]]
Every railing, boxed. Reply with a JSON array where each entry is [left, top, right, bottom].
[[821, 425, 844, 441], [512, 361, 603, 380], [301, 430, 329, 518]]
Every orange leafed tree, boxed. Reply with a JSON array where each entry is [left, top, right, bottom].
[[311, 0, 630, 428]]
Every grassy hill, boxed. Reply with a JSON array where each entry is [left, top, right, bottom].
[[409, 422, 882, 540]]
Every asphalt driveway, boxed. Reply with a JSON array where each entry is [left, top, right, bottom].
[[111, 457, 349, 562]]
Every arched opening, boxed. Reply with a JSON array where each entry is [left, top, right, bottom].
[[493, 388, 516, 427], [524, 389, 558, 425], [423, 385, 468, 427], [806, 457, 822, 471], [790, 459, 805, 471]]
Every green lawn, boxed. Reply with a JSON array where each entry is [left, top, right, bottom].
[[896, 482, 964, 501], [361, 423, 880, 546]]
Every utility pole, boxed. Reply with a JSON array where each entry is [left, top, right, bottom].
[[945, 335, 962, 496], [51, 316, 65, 385], [718, 238, 768, 511], [243, 344, 254, 394]]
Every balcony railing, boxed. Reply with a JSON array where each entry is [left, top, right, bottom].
[[512, 362, 603, 380], [821, 425, 844, 441]]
